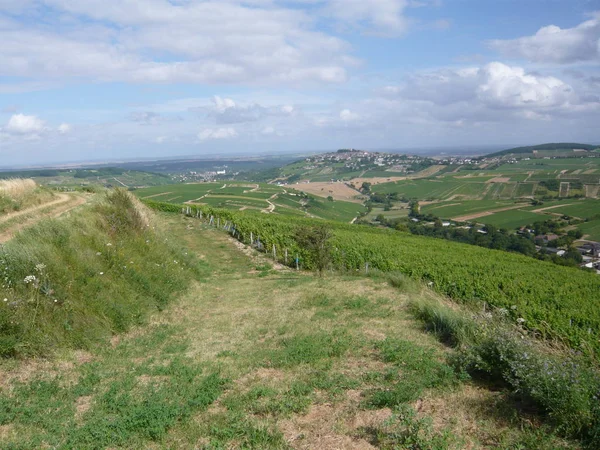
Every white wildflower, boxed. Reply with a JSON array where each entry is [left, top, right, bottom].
[[3, 298, 7, 302], [517, 317, 526, 324], [96, 252, 102, 256], [24, 275, 37, 284], [35, 263, 46, 272], [106, 243, 112, 246], [99, 272, 104, 275]]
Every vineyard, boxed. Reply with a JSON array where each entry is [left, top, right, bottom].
[[146, 200, 600, 357]]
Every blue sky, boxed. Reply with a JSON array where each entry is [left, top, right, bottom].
[[1, 0, 599, 165]]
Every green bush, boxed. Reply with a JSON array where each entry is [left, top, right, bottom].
[[410, 299, 600, 447]]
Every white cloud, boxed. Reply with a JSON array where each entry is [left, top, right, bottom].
[[340, 109, 360, 121], [386, 62, 581, 113], [326, 0, 411, 36], [197, 127, 238, 141], [477, 62, 574, 109], [5, 114, 46, 134], [490, 13, 600, 64], [261, 126, 276, 135], [0, 1, 355, 86], [58, 123, 72, 134]]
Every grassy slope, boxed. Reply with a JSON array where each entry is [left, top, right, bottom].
[[0, 181, 55, 215], [0, 190, 196, 357], [0, 214, 578, 449]]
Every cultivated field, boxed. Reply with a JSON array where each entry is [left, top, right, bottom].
[[291, 181, 364, 203], [135, 182, 365, 223]]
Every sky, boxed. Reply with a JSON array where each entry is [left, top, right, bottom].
[[1, 0, 599, 165]]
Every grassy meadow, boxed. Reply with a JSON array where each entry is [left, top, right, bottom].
[[1, 210, 590, 449]]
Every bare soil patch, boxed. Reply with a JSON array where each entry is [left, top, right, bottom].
[[452, 204, 526, 222], [294, 182, 364, 203], [531, 203, 576, 213], [486, 177, 510, 183]]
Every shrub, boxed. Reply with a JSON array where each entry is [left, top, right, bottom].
[[410, 299, 600, 446]]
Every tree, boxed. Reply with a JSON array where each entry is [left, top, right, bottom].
[[327, 195, 334, 202], [295, 224, 333, 276]]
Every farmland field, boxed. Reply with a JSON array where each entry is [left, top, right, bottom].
[[421, 200, 518, 218], [134, 182, 365, 222], [578, 219, 600, 241], [477, 209, 548, 229]]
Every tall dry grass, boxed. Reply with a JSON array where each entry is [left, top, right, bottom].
[[0, 178, 37, 201], [0, 178, 55, 214]]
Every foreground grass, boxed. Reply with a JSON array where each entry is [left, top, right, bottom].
[[0, 213, 581, 448]]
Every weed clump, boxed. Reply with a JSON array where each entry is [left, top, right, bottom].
[[410, 298, 600, 447]]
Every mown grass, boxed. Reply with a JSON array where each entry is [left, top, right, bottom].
[[0, 211, 585, 449]]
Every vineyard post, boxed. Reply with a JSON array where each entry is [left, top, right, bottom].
[[272, 244, 276, 261], [217, 217, 220, 228], [285, 249, 288, 265], [250, 232, 253, 246], [365, 262, 369, 274], [199, 210, 203, 219], [295, 255, 299, 270]]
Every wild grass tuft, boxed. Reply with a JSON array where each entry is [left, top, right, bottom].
[[0, 178, 54, 214], [366, 338, 460, 409]]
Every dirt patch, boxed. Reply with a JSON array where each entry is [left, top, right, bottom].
[[142, 191, 172, 199], [413, 384, 507, 447], [294, 182, 364, 203], [349, 177, 407, 188], [451, 204, 526, 222], [236, 368, 287, 387], [75, 396, 93, 420], [230, 238, 289, 271], [414, 165, 445, 178], [530, 202, 576, 213], [74, 350, 94, 364], [280, 404, 378, 450], [0, 424, 16, 440], [350, 408, 393, 430], [486, 177, 510, 183]]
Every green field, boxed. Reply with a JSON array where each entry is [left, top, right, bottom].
[[578, 219, 600, 241], [477, 209, 549, 229], [135, 182, 364, 222], [421, 200, 518, 218]]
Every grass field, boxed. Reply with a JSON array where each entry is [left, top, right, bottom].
[[476, 209, 549, 229], [421, 200, 517, 218], [578, 219, 600, 241], [0, 212, 584, 449]]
